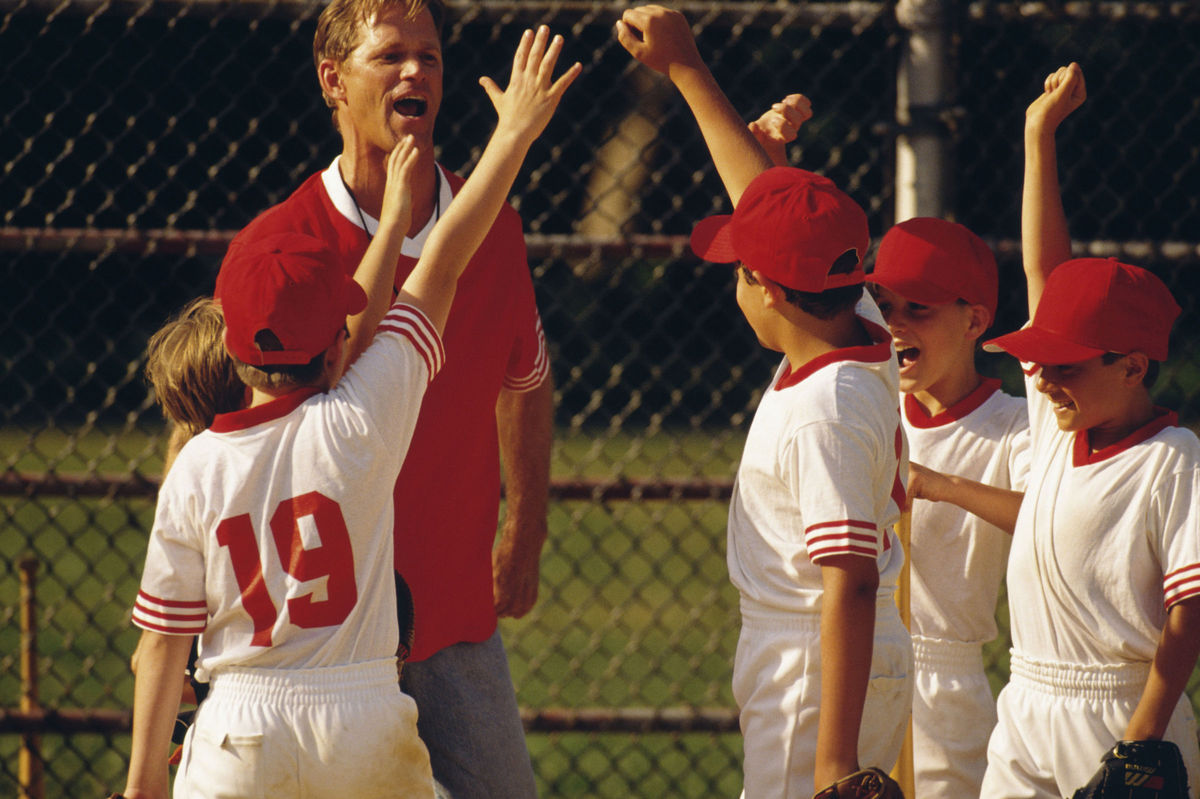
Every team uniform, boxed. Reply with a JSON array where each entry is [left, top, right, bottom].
[[223, 156, 547, 796], [728, 294, 913, 799], [133, 301, 443, 798], [904, 379, 1029, 799], [979, 363, 1200, 799]]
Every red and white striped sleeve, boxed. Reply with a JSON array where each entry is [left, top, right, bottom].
[[132, 591, 207, 635], [502, 311, 549, 392], [804, 520, 884, 563], [378, 302, 444, 385]]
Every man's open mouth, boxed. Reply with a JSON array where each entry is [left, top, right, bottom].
[[394, 98, 428, 117]]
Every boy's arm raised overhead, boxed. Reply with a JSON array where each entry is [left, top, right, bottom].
[[1022, 62, 1086, 316], [399, 25, 580, 334], [748, 93, 813, 168], [345, 137, 421, 365], [616, 5, 772, 205]]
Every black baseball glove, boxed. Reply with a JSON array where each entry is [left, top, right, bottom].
[[813, 767, 905, 799], [1071, 739, 1189, 799]]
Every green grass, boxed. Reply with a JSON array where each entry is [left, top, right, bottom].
[[3, 424, 1200, 796]]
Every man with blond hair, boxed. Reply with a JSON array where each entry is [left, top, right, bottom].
[[216, 1, 555, 794]]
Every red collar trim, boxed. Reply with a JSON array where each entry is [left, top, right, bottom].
[[210, 388, 323, 433], [904, 378, 1002, 429], [775, 317, 894, 390], [1072, 406, 1178, 466]]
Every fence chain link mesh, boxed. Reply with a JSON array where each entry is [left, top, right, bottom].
[[3, 1, 1200, 796]]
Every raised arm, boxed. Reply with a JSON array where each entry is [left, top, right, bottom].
[[346, 136, 420, 364], [748, 93, 813, 168], [398, 26, 580, 333], [1023, 62, 1086, 315], [615, 5, 772, 205]]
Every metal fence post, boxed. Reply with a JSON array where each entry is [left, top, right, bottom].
[[19, 557, 44, 799], [895, 0, 951, 222]]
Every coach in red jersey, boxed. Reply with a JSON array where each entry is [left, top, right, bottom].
[[217, 1, 551, 795]]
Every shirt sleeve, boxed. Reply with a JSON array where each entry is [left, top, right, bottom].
[[1155, 466, 1200, 609], [1007, 417, 1033, 492], [788, 417, 888, 564], [132, 482, 208, 636], [337, 301, 444, 449], [502, 308, 549, 392]]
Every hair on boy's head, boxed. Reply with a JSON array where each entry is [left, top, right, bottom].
[[871, 217, 998, 320], [984, 258, 1179, 365], [314, 0, 447, 125], [145, 297, 244, 436], [215, 231, 367, 378], [691, 167, 870, 301]]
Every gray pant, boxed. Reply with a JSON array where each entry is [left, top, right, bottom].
[[401, 630, 538, 799]]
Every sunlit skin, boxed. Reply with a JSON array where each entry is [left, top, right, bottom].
[[735, 265, 779, 351], [317, 6, 443, 226], [871, 284, 990, 416], [1032, 352, 1155, 450]]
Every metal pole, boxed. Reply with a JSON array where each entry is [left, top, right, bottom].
[[895, 0, 951, 222], [19, 556, 45, 799]]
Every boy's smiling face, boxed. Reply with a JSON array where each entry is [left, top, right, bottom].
[[872, 283, 983, 398], [1033, 355, 1145, 438]]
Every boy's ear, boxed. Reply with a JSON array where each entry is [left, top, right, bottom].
[[964, 303, 993, 341], [756, 272, 787, 308], [1121, 351, 1150, 386]]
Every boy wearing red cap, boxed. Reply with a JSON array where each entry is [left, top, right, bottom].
[[121, 32, 577, 799], [618, 9, 911, 797], [870, 218, 1030, 799], [751, 94, 1034, 797], [969, 63, 1200, 798]]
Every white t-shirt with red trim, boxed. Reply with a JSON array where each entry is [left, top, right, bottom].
[[727, 294, 906, 612], [133, 303, 443, 677], [906, 380, 1030, 643], [220, 158, 548, 661], [1007, 364, 1200, 665]]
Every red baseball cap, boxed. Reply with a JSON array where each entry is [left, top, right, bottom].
[[690, 167, 869, 292], [216, 232, 367, 366], [871, 217, 998, 317], [984, 258, 1179, 364]]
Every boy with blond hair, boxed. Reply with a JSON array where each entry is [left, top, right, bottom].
[[618, 7, 911, 797], [120, 28, 577, 799]]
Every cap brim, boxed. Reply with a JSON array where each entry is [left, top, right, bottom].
[[868, 274, 958, 307], [983, 326, 1106, 365], [690, 215, 737, 263]]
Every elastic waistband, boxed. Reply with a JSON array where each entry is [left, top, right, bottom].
[[911, 636, 984, 672], [1009, 652, 1149, 700], [209, 658, 399, 705]]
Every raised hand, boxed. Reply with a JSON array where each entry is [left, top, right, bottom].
[[378, 134, 420, 237], [1026, 62, 1086, 137], [749, 93, 813, 167], [615, 5, 704, 78], [479, 26, 581, 149]]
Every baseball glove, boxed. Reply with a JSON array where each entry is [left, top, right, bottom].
[[1071, 739, 1189, 799], [813, 767, 905, 799]]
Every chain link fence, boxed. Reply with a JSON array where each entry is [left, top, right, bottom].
[[3, 1, 1200, 796]]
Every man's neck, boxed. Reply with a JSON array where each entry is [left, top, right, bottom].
[[338, 142, 438, 238]]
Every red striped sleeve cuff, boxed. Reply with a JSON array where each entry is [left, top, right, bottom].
[[503, 315, 549, 392], [379, 303, 445, 384], [132, 591, 207, 635], [1163, 563, 1200, 609], [804, 520, 881, 563]]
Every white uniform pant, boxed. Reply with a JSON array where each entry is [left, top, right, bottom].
[[174, 658, 435, 799], [911, 636, 996, 799], [733, 598, 913, 799], [981, 652, 1200, 799]]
